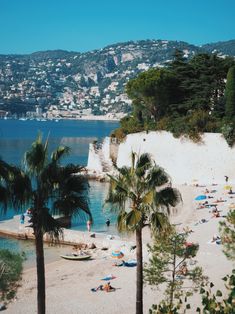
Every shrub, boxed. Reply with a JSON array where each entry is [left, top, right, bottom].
[[221, 123, 235, 147], [0, 249, 25, 301]]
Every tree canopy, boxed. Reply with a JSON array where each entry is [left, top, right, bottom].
[[114, 51, 235, 145]]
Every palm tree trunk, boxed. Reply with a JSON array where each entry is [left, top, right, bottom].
[[35, 229, 46, 314], [136, 228, 143, 314]]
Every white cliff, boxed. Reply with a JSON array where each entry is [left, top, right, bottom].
[[87, 131, 235, 185], [87, 137, 113, 174], [116, 131, 235, 185]]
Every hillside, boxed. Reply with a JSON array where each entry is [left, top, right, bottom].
[[0, 39, 234, 117], [202, 40, 235, 56]]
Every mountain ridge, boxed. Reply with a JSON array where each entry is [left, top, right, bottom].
[[1, 39, 235, 56]]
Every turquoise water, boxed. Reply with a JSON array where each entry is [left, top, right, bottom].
[[0, 119, 119, 257]]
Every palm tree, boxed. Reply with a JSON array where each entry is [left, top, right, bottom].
[[0, 135, 92, 314], [105, 152, 181, 314], [0, 159, 30, 214]]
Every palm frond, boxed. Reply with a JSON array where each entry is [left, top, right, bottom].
[[131, 151, 136, 171], [126, 209, 142, 230], [142, 190, 154, 204], [117, 211, 128, 232], [149, 212, 170, 234], [147, 166, 169, 188], [44, 132, 50, 157], [105, 187, 127, 212], [0, 159, 11, 180], [9, 170, 32, 209], [40, 209, 63, 243], [154, 187, 182, 215], [0, 185, 8, 214], [135, 153, 152, 177], [52, 194, 90, 218], [24, 136, 48, 174], [51, 146, 70, 163]]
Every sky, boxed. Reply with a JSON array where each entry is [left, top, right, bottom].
[[0, 0, 234, 54]]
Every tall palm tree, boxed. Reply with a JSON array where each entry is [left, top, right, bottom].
[[0, 135, 92, 314], [105, 152, 181, 314]]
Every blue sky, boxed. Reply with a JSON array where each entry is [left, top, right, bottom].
[[0, 0, 234, 54]]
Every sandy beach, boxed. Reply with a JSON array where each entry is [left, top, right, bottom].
[[4, 184, 234, 314]]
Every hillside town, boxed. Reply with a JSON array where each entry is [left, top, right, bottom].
[[1, 39, 232, 119]]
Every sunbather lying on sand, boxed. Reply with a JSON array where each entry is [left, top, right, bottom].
[[194, 218, 208, 226], [212, 210, 220, 218], [183, 226, 193, 234], [209, 235, 221, 244], [113, 260, 137, 267], [215, 198, 227, 203], [176, 263, 188, 276], [91, 282, 116, 292]]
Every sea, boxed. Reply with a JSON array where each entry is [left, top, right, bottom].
[[0, 118, 119, 265]]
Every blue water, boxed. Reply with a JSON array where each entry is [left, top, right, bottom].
[[0, 119, 119, 258], [0, 119, 119, 165]]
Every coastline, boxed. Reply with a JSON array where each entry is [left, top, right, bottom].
[[4, 183, 234, 313], [1, 114, 122, 122], [46, 113, 123, 122]]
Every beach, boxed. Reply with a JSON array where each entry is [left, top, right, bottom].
[[4, 183, 234, 314]]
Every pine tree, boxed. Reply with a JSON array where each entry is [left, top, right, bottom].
[[144, 231, 204, 313]]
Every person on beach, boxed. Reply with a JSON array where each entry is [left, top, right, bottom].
[[113, 260, 125, 267], [91, 285, 103, 292], [106, 218, 110, 227], [20, 214, 25, 224], [103, 282, 115, 292], [225, 175, 229, 183], [91, 282, 115, 292], [212, 210, 220, 218], [177, 263, 188, 276], [87, 220, 91, 232]]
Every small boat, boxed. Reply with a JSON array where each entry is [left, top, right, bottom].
[[60, 254, 91, 261]]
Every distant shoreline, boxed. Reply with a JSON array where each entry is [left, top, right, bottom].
[[65, 115, 120, 122], [2, 115, 122, 122]]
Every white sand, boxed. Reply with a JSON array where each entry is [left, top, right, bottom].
[[5, 184, 234, 314]]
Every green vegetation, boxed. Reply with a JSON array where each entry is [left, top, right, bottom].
[[114, 51, 235, 145], [144, 231, 204, 313], [220, 209, 235, 260], [222, 66, 235, 146], [0, 249, 24, 302], [105, 152, 181, 314], [0, 135, 91, 314], [143, 209, 235, 313], [197, 271, 235, 314]]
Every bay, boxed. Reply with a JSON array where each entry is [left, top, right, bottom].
[[0, 119, 119, 165], [0, 119, 119, 262]]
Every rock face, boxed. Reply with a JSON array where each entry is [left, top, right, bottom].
[[87, 137, 113, 174], [1, 39, 234, 116], [87, 131, 235, 185], [116, 131, 235, 185]]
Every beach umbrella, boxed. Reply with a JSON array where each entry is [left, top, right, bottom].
[[111, 250, 124, 259], [195, 195, 207, 201], [224, 185, 232, 190]]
